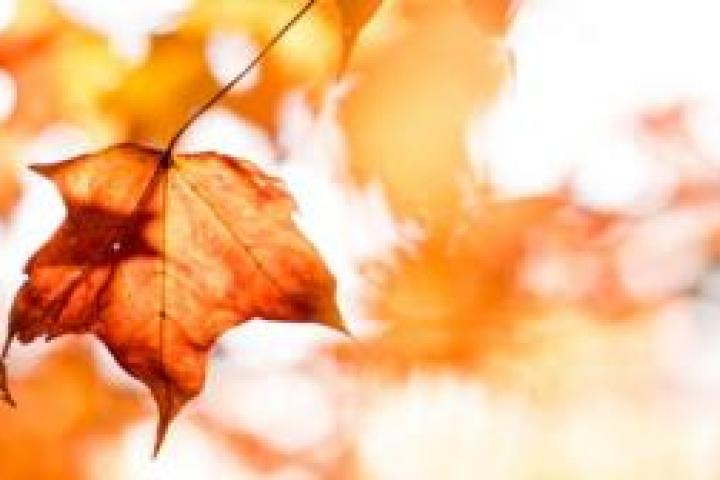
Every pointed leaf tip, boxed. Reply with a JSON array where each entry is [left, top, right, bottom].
[[151, 410, 172, 457], [318, 300, 352, 336], [152, 421, 168, 459], [150, 380, 187, 457], [29, 164, 52, 176]]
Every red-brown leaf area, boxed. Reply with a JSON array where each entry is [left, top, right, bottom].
[[0, 343, 141, 480], [5, 144, 341, 453]]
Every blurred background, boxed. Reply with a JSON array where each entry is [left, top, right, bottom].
[[2, 0, 720, 478]]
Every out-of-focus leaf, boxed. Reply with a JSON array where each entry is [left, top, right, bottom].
[[5, 144, 342, 454], [0, 34, 58, 136], [337, 193, 639, 373], [0, 345, 141, 480], [340, 6, 511, 230], [362, 196, 563, 370], [0, 26, 124, 142]]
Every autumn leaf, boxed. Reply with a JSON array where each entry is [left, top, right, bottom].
[[4, 144, 343, 454]]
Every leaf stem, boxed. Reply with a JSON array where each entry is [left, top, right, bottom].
[[162, 0, 318, 166]]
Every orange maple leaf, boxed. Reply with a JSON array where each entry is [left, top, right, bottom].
[[3, 144, 342, 454]]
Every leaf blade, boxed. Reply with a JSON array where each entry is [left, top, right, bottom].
[[4, 144, 342, 453]]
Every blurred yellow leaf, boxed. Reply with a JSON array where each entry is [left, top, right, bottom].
[[340, 5, 510, 229]]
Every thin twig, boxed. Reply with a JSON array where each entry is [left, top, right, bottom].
[[162, 0, 318, 166]]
